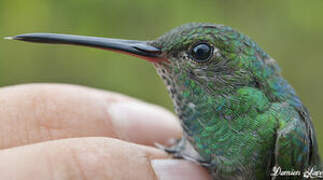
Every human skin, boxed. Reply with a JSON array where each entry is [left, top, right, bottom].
[[0, 83, 210, 180]]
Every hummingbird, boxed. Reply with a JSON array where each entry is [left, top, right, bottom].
[[6, 23, 321, 179]]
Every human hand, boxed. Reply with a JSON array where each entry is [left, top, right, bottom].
[[0, 84, 210, 180]]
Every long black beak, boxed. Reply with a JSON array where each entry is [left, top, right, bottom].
[[5, 33, 162, 62]]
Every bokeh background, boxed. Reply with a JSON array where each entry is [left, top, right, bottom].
[[0, 0, 322, 156]]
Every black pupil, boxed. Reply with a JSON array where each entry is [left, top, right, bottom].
[[192, 43, 211, 62]]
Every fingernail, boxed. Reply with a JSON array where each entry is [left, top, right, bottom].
[[151, 159, 211, 180], [108, 101, 182, 145]]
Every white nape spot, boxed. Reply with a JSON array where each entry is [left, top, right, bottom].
[[188, 102, 196, 109]]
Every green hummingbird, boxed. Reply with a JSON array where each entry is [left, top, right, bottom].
[[6, 23, 321, 179]]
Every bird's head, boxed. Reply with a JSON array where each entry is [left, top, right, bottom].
[[150, 23, 279, 100]]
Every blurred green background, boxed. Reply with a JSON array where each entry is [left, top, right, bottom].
[[0, 0, 322, 156]]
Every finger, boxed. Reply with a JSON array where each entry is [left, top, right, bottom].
[[0, 137, 210, 180], [0, 83, 182, 149]]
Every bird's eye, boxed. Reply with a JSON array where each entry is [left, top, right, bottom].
[[190, 43, 213, 63]]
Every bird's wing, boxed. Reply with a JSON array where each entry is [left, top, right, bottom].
[[274, 104, 321, 170], [295, 104, 321, 167]]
